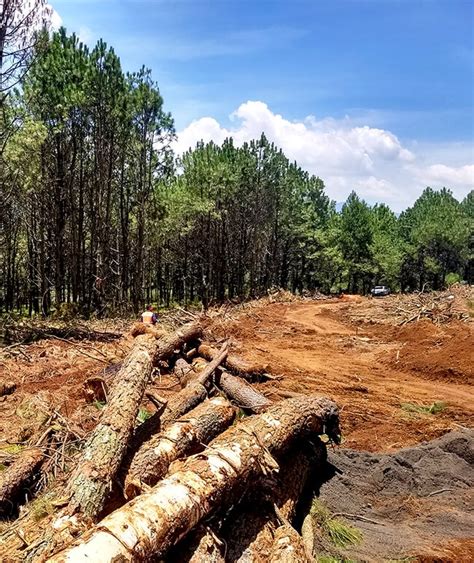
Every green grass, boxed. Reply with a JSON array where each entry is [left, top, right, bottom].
[[92, 400, 106, 410], [310, 499, 363, 549], [400, 401, 446, 415], [136, 408, 153, 424], [0, 443, 24, 455]]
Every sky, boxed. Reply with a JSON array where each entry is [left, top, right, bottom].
[[50, 0, 473, 211]]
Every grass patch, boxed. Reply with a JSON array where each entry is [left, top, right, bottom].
[[310, 499, 363, 549], [136, 408, 153, 424], [92, 400, 106, 410], [0, 443, 24, 455], [28, 491, 63, 522], [400, 401, 446, 415]]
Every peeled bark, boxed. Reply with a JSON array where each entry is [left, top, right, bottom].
[[168, 526, 225, 563], [48, 396, 339, 562], [217, 369, 272, 413], [66, 323, 202, 519], [0, 448, 44, 514], [124, 397, 236, 499], [269, 524, 309, 563], [198, 344, 269, 381]]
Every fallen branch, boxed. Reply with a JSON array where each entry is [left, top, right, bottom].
[[0, 448, 44, 515], [198, 344, 270, 382]]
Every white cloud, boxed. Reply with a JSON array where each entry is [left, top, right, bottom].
[[48, 4, 62, 30], [77, 26, 94, 45], [175, 101, 474, 210]]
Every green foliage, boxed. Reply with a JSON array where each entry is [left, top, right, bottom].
[[400, 401, 446, 415], [93, 400, 106, 410], [136, 408, 153, 424], [310, 499, 363, 549], [445, 272, 462, 286], [0, 26, 472, 315]]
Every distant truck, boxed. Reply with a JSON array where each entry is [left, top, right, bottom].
[[370, 285, 391, 297]]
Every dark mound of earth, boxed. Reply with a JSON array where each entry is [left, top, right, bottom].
[[316, 428, 473, 561]]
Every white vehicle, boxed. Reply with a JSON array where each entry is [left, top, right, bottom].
[[371, 285, 390, 297]]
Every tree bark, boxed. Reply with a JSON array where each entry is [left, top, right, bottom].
[[0, 448, 44, 514], [48, 396, 339, 562], [168, 526, 226, 563], [222, 442, 325, 562], [216, 369, 272, 413], [269, 524, 309, 563], [124, 397, 236, 499], [198, 344, 270, 381], [66, 323, 202, 519]]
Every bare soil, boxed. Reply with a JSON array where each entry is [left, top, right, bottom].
[[0, 290, 472, 561]]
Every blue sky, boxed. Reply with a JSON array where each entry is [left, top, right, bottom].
[[50, 0, 473, 209]]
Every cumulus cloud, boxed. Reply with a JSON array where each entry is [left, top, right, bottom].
[[175, 101, 473, 210]]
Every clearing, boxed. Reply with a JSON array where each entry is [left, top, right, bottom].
[[0, 288, 472, 561]]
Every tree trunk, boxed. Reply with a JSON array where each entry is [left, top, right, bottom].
[[48, 396, 339, 562], [198, 343, 270, 381], [158, 344, 228, 427], [216, 369, 272, 413], [222, 442, 325, 562], [0, 448, 44, 514], [124, 397, 236, 499], [66, 323, 202, 519]]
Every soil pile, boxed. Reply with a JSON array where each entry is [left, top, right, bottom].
[[316, 429, 474, 561]]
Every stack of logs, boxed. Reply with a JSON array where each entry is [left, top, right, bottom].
[[0, 322, 340, 562]]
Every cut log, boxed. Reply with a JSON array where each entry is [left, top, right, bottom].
[[0, 380, 17, 397], [0, 448, 44, 514], [174, 357, 196, 387], [216, 369, 272, 413], [120, 344, 229, 484], [65, 322, 202, 519], [124, 397, 236, 499], [222, 441, 325, 562], [269, 524, 309, 563], [198, 343, 270, 381], [48, 396, 339, 562], [160, 343, 228, 427]]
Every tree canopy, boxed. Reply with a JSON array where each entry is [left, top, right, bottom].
[[0, 28, 472, 316]]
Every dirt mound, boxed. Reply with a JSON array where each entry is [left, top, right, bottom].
[[315, 429, 474, 561], [379, 319, 474, 385]]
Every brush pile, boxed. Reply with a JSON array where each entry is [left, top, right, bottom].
[[397, 287, 471, 325], [0, 319, 340, 562]]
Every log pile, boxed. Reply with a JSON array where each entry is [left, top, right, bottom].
[[0, 318, 340, 563]]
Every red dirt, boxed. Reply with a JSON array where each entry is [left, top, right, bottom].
[[207, 297, 473, 452]]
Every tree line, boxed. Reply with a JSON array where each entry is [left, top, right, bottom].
[[1, 25, 472, 316]]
